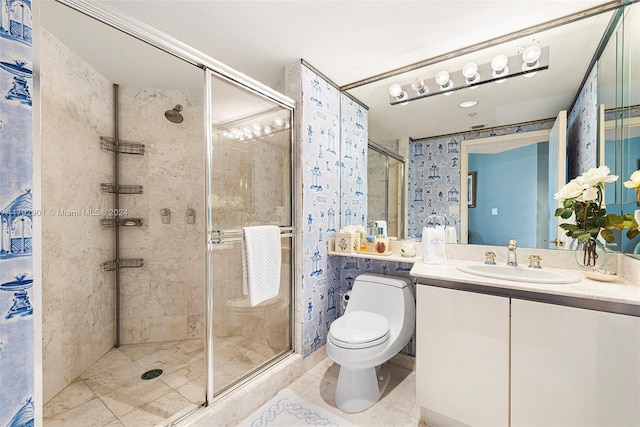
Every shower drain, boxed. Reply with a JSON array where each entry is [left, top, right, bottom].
[[141, 369, 163, 380]]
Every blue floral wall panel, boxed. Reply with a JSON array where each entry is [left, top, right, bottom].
[[567, 65, 598, 180], [408, 120, 554, 240], [408, 135, 463, 240], [300, 65, 342, 357], [0, 1, 35, 424], [340, 96, 367, 228]]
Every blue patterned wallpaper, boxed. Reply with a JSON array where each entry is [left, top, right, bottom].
[[298, 64, 342, 356], [567, 65, 598, 180], [0, 0, 35, 424], [408, 120, 554, 239], [290, 63, 369, 357], [340, 96, 367, 228]]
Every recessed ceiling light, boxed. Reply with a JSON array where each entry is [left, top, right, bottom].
[[459, 100, 478, 108]]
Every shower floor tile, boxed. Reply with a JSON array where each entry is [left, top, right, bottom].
[[44, 336, 280, 427]]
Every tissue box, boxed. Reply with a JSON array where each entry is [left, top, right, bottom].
[[334, 233, 360, 254]]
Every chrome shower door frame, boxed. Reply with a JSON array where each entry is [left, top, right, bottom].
[[51, 0, 298, 416], [204, 69, 296, 406]]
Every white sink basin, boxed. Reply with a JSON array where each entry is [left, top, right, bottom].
[[456, 263, 581, 284]]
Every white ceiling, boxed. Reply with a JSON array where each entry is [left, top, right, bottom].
[[101, 0, 612, 88], [41, 0, 623, 144]]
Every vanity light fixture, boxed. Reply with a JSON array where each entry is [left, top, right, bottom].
[[387, 46, 549, 106], [491, 54, 509, 83]]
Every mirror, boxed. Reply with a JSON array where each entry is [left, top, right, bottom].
[[467, 136, 550, 248], [367, 141, 406, 238], [345, 5, 632, 250], [599, 2, 640, 257]]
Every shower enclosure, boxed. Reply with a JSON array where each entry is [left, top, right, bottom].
[[39, 1, 295, 425], [204, 71, 294, 400]]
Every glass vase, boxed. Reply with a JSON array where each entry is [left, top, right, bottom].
[[572, 237, 607, 271]]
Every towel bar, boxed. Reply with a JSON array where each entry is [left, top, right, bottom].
[[210, 226, 294, 244]]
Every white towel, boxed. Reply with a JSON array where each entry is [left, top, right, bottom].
[[444, 226, 457, 244], [422, 226, 447, 264], [242, 225, 282, 307]]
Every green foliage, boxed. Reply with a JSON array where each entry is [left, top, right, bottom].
[[604, 213, 640, 240], [554, 190, 638, 243]]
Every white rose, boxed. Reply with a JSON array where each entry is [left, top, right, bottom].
[[554, 180, 585, 201], [579, 166, 618, 186], [623, 170, 640, 189], [577, 186, 598, 202]]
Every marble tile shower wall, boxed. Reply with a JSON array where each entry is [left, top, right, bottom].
[[210, 125, 292, 350], [118, 86, 205, 345], [0, 1, 35, 424], [567, 65, 598, 179], [40, 29, 115, 403], [212, 241, 292, 351], [408, 120, 554, 239], [367, 149, 386, 222]]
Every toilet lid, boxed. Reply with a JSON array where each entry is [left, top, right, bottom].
[[330, 311, 390, 345]]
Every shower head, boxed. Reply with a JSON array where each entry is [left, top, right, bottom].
[[165, 104, 183, 123]]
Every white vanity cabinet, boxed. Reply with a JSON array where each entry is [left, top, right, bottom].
[[416, 283, 640, 426], [511, 299, 640, 426], [416, 285, 510, 427]]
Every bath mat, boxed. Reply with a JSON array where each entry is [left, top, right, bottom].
[[238, 388, 354, 427]]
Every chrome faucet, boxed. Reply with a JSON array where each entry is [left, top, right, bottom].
[[507, 238, 517, 266]]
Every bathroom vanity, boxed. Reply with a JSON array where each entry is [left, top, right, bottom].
[[411, 261, 640, 426]]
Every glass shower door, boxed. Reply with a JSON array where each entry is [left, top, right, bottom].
[[205, 70, 294, 400]]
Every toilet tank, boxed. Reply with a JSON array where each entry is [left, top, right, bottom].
[[346, 274, 414, 330]]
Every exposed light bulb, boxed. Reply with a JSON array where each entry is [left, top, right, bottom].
[[522, 46, 542, 76], [522, 46, 542, 66], [491, 54, 509, 82], [462, 62, 480, 85], [389, 84, 403, 98], [491, 54, 508, 71], [435, 71, 450, 87], [411, 78, 428, 95]]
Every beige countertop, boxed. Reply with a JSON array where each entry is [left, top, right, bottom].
[[410, 259, 640, 309]]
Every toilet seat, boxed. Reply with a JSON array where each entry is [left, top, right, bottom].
[[329, 311, 390, 349]]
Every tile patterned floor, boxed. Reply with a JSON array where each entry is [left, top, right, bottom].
[[43, 336, 280, 426], [283, 358, 421, 427]]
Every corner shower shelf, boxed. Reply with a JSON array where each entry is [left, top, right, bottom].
[[100, 218, 144, 228], [102, 258, 145, 272], [100, 183, 144, 194], [100, 136, 146, 155]]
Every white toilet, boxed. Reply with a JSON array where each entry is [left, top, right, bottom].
[[326, 273, 415, 413]]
